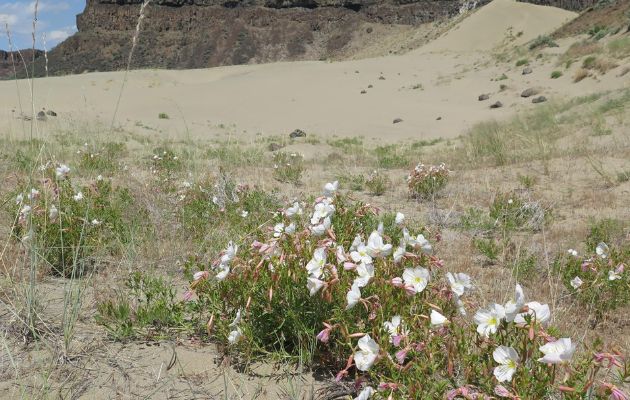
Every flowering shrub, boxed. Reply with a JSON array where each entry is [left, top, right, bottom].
[[272, 152, 304, 185], [556, 242, 629, 321], [365, 170, 389, 196], [183, 181, 627, 398], [150, 147, 183, 190], [407, 163, 449, 199], [77, 142, 126, 172], [11, 164, 141, 276], [178, 172, 278, 242], [489, 192, 549, 233]]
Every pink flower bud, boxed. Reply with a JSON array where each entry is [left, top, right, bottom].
[[391, 277, 403, 287], [316, 328, 331, 343], [395, 348, 408, 364]]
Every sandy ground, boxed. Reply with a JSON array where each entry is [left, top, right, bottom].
[[2, 0, 627, 144]]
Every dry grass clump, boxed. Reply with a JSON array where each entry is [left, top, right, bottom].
[[573, 68, 590, 82], [581, 56, 618, 74]]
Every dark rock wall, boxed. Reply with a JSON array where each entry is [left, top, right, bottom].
[[36, 0, 464, 75], [517, 0, 598, 12]]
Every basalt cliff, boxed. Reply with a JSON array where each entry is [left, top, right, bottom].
[[29, 0, 479, 76], [8, 0, 600, 77]]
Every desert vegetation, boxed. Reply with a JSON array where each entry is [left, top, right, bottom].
[[1, 0, 630, 399]]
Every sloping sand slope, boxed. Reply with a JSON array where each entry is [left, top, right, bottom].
[[421, 0, 575, 52], [1, 0, 625, 142]]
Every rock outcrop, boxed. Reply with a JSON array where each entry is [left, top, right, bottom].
[[24, 0, 471, 76], [0, 50, 44, 79], [517, 0, 597, 12]]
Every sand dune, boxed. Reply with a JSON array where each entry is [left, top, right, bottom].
[[0, 0, 625, 142], [421, 0, 576, 53]]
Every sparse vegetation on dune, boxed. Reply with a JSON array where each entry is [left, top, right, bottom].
[[2, 1, 630, 398], [1, 81, 629, 397]]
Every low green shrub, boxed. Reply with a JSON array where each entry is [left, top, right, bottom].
[[273, 152, 305, 185], [407, 163, 449, 200]]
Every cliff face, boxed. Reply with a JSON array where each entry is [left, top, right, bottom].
[[0, 50, 44, 79], [517, 0, 597, 11], [39, 0, 466, 75]]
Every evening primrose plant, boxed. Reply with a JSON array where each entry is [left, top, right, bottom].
[[11, 163, 140, 277], [555, 242, 629, 322], [183, 181, 627, 399]]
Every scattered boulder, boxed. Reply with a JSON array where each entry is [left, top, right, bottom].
[[46, 110, 57, 117], [436, 116, 442, 121], [379, 76, 386, 80], [36, 111, 47, 121], [289, 129, 306, 139], [268, 142, 284, 152], [490, 101, 503, 109], [393, 118, 403, 124], [361, 89, 367, 94], [367, 84, 373, 88], [499, 84, 508, 92], [366, 27, 373, 34], [521, 88, 539, 98], [478, 94, 490, 101], [532, 96, 547, 104], [522, 67, 533, 75]]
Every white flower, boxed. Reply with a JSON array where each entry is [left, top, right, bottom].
[[570, 276, 583, 289], [393, 246, 405, 263], [227, 328, 242, 344], [49, 205, 58, 220], [383, 315, 403, 341], [311, 216, 331, 236], [311, 199, 335, 224], [538, 338, 575, 364], [273, 222, 285, 238], [430, 310, 448, 327], [514, 301, 550, 326], [403, 267, 430, 294], [567, 249, 578, 257], [55, 164, 70, 179], [350, 235, 363, 251], [351, 243, 373, 265], [307, 277, 326, 296], [354, 263, 374, 288], [336, 245, 347, 263], [73, 192, 84, 201], [20, 205, 31, 215], [493, 346, 519, 383], [229, 309, 242, 328], [285, 223, 296, 234], [395, 212, 405, 225], [504, 284, 525, 323], [403, 229, 432, 254], [608, 269, 622, 281], [474, 303, 505, 337], [596, 242, 609, 259], [97, 175, 104, 181], [446, 272, 473, 297], [91, 219, 101, 226], [212, 196, 220, 206], [16, 194, 24, 204], [507, 199, 514, 205], [216, 263, 230, 281], [306, 247, 327, 278], [220, 241, 238, 264], [366, 231, 392, 258], [346, 283, 361, 310], [241, 210, 249, 218], [323, 181, 339, 197], [28, 188, 39, 200], [354, 386, 374, 400], [354, 334, 379, 371], [285, 201, 303, 217]]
